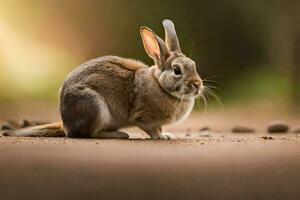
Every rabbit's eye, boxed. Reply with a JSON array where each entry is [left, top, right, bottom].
[[174, 65, 182, 75]]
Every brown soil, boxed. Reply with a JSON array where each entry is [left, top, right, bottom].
[[1, 133, 300, 200], [1, 101, 300, 200]]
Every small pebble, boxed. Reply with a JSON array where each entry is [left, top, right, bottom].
[[262, 136, 274, 140], [20, 119, 31, 128], [198, 130, 211, 137], [0, 121, 14, 130], [267, 121, 289, 133], [232, 126, 255, 133], [185, 133, 191, 137], [293, 128, 300, 133], [199, 127, 211, 132]]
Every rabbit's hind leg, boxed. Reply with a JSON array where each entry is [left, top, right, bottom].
[[60, 86, 105, 138], [89, 92, 129, 139], [90, 131, 129, 139]]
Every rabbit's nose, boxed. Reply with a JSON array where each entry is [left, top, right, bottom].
[[192, 80, 202, 90]]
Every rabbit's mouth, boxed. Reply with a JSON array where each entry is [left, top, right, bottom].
[[194, 85, 205, 96], [187, 89, 202, 99], [160, 80, 202, 100], [193, 89, 202, 97], [181, 84, 203, 98], [170, 86, 202, 100]]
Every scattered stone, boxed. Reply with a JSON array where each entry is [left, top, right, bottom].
[[0, 121, 14, 130], [199, 127, 211, 132], [20, 119, 31, 128], [198, 126, 212, 137], [293, 128, 300, 133], [267, 121, 289, 133], [262, 136, 274, 140], [232, 126, 255, 133], [198, 130, 211, 137]]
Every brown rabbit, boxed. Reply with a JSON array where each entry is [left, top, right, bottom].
[[2, 19, 203, 139]]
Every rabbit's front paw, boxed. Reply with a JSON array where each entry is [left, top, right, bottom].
[[157, 132, 175, 140]]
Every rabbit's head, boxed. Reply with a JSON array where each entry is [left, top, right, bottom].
[[140, 19, 203, 100]]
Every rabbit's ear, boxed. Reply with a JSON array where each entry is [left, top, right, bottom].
[[140, 26, 169, 65], [162, 19, 181, 53]]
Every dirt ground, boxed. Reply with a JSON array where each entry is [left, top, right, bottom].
[[1, 101, 300, 200]]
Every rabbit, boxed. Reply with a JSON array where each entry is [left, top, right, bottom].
[[2, 19, 203, 140]]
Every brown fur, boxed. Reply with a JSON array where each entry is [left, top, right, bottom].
[[2, 123, 65, 137], [108, 57, 148, 71], [2, 19, 203, 140]]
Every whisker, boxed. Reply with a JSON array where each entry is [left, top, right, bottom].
[[199, 93, 208, 111], [203, 84, 218, 90], [203, 87, 224, 109], [203, 80, 218, 84], [202, 75, 219, 81]]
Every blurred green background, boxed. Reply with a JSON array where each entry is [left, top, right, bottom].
[[0, 0, 299, 113]]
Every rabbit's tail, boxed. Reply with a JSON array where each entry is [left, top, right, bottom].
[[1, 122, 66, 137]]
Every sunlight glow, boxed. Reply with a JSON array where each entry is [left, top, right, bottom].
[[0, 18, 79, 98]]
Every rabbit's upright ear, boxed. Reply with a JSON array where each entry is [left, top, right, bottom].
[[140, 26, 169, 65], [162, 19, 181, 53]]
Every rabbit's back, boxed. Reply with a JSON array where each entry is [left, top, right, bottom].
[[59, 56, 146, 136]]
